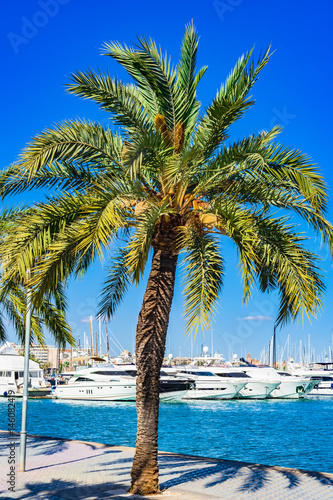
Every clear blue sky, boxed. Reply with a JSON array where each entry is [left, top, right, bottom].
[[1, 0, 333, 361]]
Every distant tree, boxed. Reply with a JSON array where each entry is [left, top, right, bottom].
[[0, 210, 74, 347]]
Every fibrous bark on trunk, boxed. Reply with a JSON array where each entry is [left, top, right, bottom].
[[130, 248, 178, 495]]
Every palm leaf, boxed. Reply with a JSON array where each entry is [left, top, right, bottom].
[[180, 228, 224, 335], [176, 22, 206, 132], [67, 71, 152, 133], [14, 120, 123, 181], [193, 46, 272, 160], [98, 247, 131, 319], [126, 202, 170, 282]]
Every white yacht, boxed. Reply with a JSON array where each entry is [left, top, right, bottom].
[[53, 369, 137, 401], [204, 366, 280, 399], [290, 365, 333, 396], [307, 375, 333, 396], [53, 365, 190, 402], [234, 366, 316, 399], [0, 342, 48, 397], [164, 367, 246, 400]]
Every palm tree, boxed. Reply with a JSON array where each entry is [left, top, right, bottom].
[[0, 209, 73, 347], [1, 24, 332, 494]]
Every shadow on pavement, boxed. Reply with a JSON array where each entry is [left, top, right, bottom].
[[7, 478, 131, 499], [157, 454, 333, 494]]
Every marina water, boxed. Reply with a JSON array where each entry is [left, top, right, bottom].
[[1, 397, 332, 473]]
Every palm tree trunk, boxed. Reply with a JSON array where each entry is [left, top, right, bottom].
[[130, 248, 178, 495]]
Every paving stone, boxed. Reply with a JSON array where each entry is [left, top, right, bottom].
[[1, 431, 332, 499]]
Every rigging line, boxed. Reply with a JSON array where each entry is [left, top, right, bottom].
[[106, 326, 125, 353]]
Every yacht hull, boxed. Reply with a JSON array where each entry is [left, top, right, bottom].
[[237, 381, 279, 399], [160, 390, 188, 402], [309, 382, 333, 396], [54, 382, 137, 401], [182, 382, 245, 400], [267, 381, 309, 399], [54, 381, 189, 402]]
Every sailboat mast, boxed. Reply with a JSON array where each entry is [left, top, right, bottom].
[[90, 316, 93, 356], [273, 326, 276, 368], [95, 330, 98, 359], [105, 321, 109, 358], [98, 317, 101, 357]]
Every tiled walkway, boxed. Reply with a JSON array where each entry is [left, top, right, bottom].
[[1, 431, 333, 499]]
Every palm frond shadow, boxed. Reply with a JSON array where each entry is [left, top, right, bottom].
[[40, 439, 69, 456], [276, 469, 300, 490], [159, 458, 239, 490], [236, 465, 270, 492], [0, 435, 69, 457], [158, 455, 333, 494], [31, 438, 99, 453], [88, 456, 134, 476], [302, 470, 333, 486], [12, 478, 129, 499]]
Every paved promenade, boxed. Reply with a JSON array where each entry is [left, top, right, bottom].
[[1, 431, 333, 499]]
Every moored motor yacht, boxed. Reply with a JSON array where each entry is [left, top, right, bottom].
[[234, 366, 316, 399], [53, 371, 137, 401], [164, 367, 246, 399], [0, 342, 48, 397], [290, 366, 333, 396], [204, 366, 280, 399], [307, 375, 333, 396], [53, 364, 190, 401]]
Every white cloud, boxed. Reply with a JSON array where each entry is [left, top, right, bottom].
[[81, 316, 96, 323], [237, 315, 272, 321]]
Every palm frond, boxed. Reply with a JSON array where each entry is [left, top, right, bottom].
[[104, 37, 183, 133], [67, 71, 152, 133], [0, 160, 100, 198], [1, 26, 330, 339], [0, 310, 6, 342], [1, 194, 89, 283], [12, 120, 123, 181], [176, 22, 205, 132], [193, 46, 272, 160], [126, 203, 170, 282], [98, 247, 131, 319], [29, 196, 126, 300], [0, 280, 72, 346], [180, 228, 224, 335], [216, 202, 325, 324]]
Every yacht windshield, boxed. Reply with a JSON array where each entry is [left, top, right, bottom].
[[92, 370, 127, 376], [181, 371, 215, 376]]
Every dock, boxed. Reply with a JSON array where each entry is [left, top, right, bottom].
[[1, 430, 332, 499]]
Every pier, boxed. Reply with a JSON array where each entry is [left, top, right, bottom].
[[1, 431, 332, 499]]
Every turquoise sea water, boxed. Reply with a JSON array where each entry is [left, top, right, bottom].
[[1, 397, 332, 473]]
